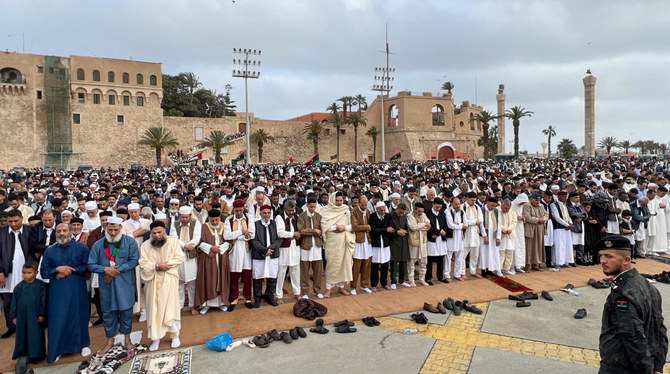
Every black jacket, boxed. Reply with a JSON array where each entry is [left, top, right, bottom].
[[630, 200, 651, 230], [599, 268, 668, 373], [28, 222, 58, 258], [0, 225, 32, 276], [251, 220, 282, 260], [426, 208, 448, 242], [369, 212, 392, 248]]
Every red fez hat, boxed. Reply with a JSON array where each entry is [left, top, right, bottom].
[[260, 204, 272, 211], [557, 191, 568, 196], [233, 200, 245, 208]]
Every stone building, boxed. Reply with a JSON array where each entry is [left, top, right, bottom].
[[0, 51, 483, 168]]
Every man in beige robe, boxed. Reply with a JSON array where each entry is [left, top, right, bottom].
[[121, 203, 151, 319], [321, 192, 355, 298], [522, 194, 548, 271], [139, 221, 184, 352], [499, 199, 517, 274], [407, 202, 430, 286]]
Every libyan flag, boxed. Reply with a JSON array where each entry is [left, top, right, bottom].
[[287, 157, 293, 164], [188, 153, 203, 162], [304, 152, 320, 165], [330, 154, 337, 160], [390, 152, 401, 161], [231, 151, 245, 165]]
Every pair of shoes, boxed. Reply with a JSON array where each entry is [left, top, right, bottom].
[[588, 278, 610, 289], [453, 301, 463, 316], [443, 297, 455, 311], [199, 306, 210, 315], [541, 291, 553, 301], [280, 332, 293, 344], [335, 325, 357, 333], [309, 319, 329, 334], [423, 302, 440, 313], [267, 329, 282, 341], [362, 316, 380, 327], [401, 282, 412, 288], [333, 319, 354, 327], [410, 312, 428, 324], [520, 291, 538, 300], [436, 303, 447, 314], [462, 300, 483, 314], [508, 294, 524, 302], [252, 335, 272, 348], [361, 288, 372, 294], [390, 283, 397, 290], [514, 268, 526, 273], [574, 308, 587, 319], [264, 296, 279, 307], [516, 301, 531, 307], [350, 289, 357, 296]]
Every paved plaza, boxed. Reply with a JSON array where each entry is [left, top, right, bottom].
[[22, 283, 670, 374]]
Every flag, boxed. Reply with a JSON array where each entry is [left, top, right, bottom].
[[231, 151, 245, 165], [187, 153, 202, 162], [287, 157, 293, 164], [330, 154, 337, 160], [304, 152, 320, 165], [390, 152, 401, 161], [364, 158, 369, 164]]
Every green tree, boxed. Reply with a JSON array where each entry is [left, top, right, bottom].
[[200, 130, 233, 164], [137, 127, 179, 167], [542, 125, 557, 158], [505, 106, 534, 158], [354, 94, 367, 116], [477, 125, 498, 159], [179, 72, 201, 106], [366, 126, 379, 163], [470, 110, 499, 159], [303, 120, 326, 155], [598, 136, 618, 154], [251, 128, 275, 163], [617, 140, 632, 154], [346, 113, 367, 161], [327, 102, 343, 162], [441, 81, 454, 93], [557, 138, 578, 158]]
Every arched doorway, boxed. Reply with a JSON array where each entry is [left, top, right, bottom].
[[238, 122, 246, 133], [388, 105, 399, 127], [436, 142, 456, 160]]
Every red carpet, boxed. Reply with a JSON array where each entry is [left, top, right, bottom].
[[488, 275, 533, 292]]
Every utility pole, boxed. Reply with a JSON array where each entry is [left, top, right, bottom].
[[371, 24, 394, 162], [233, 48, 261, 165]]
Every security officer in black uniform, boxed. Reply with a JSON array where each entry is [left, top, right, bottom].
[[597, 235, 668, 374]]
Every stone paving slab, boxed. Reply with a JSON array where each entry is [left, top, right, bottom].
[[468, 346, 598, 374]]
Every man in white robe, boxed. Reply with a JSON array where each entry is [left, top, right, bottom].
[[139, 221, 184, 352], [646, 186, 668, 254], [121, 203, 150, 319], [274, 200, 301, 304], [550, 191, 574, 267], [445, 197, 467, 281], [223, 200, 254, 310], [169, 206, 201, 315], [462, 192, 485, 278], [321, 192, 354, 297], [479, 198, 502, 276], [658, 186, 670, 253], [511, 194, 529, 273], [499, 199, 517, 275]]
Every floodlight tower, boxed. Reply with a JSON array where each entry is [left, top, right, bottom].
[[233, 48, 261, 165], [371, 26, 395, 162]]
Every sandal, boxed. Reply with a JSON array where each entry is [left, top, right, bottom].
[[225, 340, 243, 352], [335, 325, 357, 333], [242, 340, 256, 349]]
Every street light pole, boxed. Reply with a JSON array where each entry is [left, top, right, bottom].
[[233, 48, 261, 165], [372, 67, 394, 162]]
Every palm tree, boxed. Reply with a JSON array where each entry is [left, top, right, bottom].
[[504, 106, 534, 158], [441, 81, 454, 94], [178, 72, 201, 105], [598, 136, 618, 154], [346, 114, 367, 161], [618, 140, 632, 154], [542, 125, 557, 158], [557, 138, 578, 158], [354, 94, 367, 116], [365, 126, 379, 163], [200, 130, 233, 164], [632, 141, 644, 154], [327, 102, 343, 162], [251, 128, 275, 163], [303, 120, 326, 155], [137, 127, 179, 167], [469, 110, 499, 159]]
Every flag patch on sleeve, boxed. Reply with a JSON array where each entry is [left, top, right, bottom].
[[616, 300, 628, 309]]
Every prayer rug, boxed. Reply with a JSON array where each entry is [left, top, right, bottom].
[[76, 344, 147, 374], [487, 276, 533, 292], [129, 348, 192, 374]]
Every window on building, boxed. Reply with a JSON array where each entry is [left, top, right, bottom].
[[36, 90, 42, 99], [49, 67, 54, 74], [93, 93, 101, 104], [137, 74, 143, 85], [459, 121, 464, 127], [37, 66, 43, 73], [123, 95, 130, 106], [137, 97, 144, 106], [73, 113, 81, 124], [477, 122, 481, 131], [108, 71, 115, 82], [109, 95, 115, 105], [76, 68, 85, 80], [150, 75, 157, 86], [195, 127, 204, 141], [117, 115, 124, 126], [78, 92, 85, 103], [122, 73, 129, 83], [432, 104, 445, 126], [93, 70, 100, 82]]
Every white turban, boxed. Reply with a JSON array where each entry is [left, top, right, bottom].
[[107, 217, 123, 225], [154, 213, 167, 220], [390, 193, 401, 199], [375, 202, 386, 209], [170, 198, 180, 204], [179, 206, 192, 215], [127, 203, 141, 210], [85, 201, 97, 211]]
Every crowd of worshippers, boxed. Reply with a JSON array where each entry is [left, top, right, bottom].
[[1, 157, 670, 365]]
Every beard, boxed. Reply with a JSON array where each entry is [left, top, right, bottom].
[[150, 236, 167, 247], [56, 236, 72, 245], [105, 231, 123, 243], [169, 208, 178, 214]]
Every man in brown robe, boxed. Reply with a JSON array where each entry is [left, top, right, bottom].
[[194, 209, 230, 314], [522, 194, 548, 271]]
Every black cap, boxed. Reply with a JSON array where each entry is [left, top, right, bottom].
[[594, 235, 632, 253], [150, 220, 166, 230]]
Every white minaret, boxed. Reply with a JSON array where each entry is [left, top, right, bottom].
[[583, 72, 596, 157], [496, 84, 506, 154]]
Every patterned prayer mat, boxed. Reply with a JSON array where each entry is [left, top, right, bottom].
[[76, 344, 147, 374], [487, 275, 533, 292], [129, 348, 192, 374]]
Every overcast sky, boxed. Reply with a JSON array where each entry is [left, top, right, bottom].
[[5, 0, 669, 153]]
